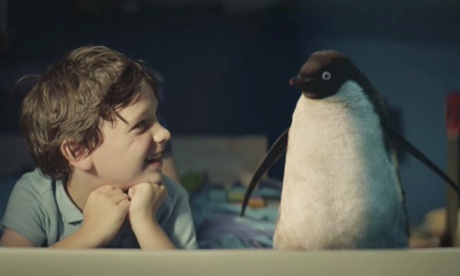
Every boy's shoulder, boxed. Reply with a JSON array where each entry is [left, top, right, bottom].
[[15, 169, 54, 196]]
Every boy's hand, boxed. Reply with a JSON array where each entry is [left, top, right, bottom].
[[128, 182, 167, 222], [80, 185, 130, 247], [128, 182, 175, 250]]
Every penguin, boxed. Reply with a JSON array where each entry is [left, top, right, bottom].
[[241, 50, 460, 250]]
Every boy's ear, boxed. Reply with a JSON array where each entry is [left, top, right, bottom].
[[60, 141, 93, 171]]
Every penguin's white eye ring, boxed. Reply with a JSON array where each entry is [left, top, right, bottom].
[[322, 71, 331, 81]]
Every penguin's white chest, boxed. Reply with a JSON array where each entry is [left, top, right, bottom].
[[274, 81, 407, 249]]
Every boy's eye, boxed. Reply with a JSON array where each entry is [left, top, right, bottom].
[[134, 120, 147, 130]]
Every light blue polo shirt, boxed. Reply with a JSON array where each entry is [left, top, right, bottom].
[[0, 169, 197, 249]]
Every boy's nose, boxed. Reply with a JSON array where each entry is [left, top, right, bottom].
[[153, 123, 171, 146]]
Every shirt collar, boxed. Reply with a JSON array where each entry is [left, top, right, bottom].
[[55, 180, 84, 223]]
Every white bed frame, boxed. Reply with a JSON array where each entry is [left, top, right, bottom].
[[0, 248, 459, 276]]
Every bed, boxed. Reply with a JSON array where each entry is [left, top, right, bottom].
[[171, 135, 281, 249]]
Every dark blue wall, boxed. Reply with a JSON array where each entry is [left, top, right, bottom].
[[1, 1, 459, 224]]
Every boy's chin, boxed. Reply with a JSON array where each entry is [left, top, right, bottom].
[[111, 172, 163, 191], [133, 172, 164, 186]]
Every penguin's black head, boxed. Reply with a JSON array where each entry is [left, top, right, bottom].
[[290, 50, 362, 99]]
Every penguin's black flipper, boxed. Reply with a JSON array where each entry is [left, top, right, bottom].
[[383, 123, 460, 196], [241, 128, 289, 217]]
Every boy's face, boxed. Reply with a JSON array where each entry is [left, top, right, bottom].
[[88, 83, 170, 191]]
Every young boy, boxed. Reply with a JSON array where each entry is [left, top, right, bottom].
[[0, 45, 197, 249]]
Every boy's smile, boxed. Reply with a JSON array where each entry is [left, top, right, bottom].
[[144, 152, 163, 171]]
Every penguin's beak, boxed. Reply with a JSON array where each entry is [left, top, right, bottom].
[[290, 76, 328, 99], [289, 76, 309, 89]]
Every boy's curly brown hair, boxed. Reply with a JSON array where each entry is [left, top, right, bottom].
[[20, 45, 159, 182]]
